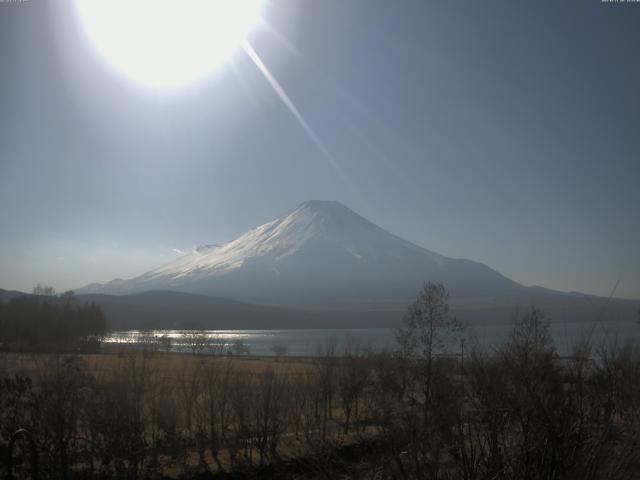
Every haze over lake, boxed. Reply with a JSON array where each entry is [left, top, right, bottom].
[[105, 319, 640, 357]]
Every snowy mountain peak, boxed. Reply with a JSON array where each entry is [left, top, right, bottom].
[[78, 200, 521, 303], [298, 199, 346, 209], [296, 200, 358, 217], [282, 200, 388, 238], [129, 201, 384, 286]]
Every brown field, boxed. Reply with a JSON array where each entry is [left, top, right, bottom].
[[0, 349, 316, 380], [2, 309, 640, 479]]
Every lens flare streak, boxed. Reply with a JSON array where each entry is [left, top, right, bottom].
[[243, 42, 348, 182]]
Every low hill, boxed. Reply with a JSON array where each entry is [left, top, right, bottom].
[[77, 290, 402, 330], [0, 288, 28, 303]]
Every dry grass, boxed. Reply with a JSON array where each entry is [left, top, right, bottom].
[[0, 349, 316, 380]]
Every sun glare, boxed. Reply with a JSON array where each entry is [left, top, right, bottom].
[[74, 0, 264, 88]]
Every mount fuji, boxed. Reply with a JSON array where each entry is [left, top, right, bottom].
[[78, 201, 638, 323]]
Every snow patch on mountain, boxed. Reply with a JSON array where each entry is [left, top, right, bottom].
[[77, 200, 519, 303]]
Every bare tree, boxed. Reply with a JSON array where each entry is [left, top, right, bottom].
[[337, 348, 369, 434], [205, 334, 226, 356], [230, 338, 250, 356], [271, 343, 288, 360], [182, 331, 209, 355], [32, 284, 56, 297], [158, 334, 173, 353], [392, 283, 462, 478], [397, 282, 460, 415]]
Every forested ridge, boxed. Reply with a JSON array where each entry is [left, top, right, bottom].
[[0, 285, 107, 351]]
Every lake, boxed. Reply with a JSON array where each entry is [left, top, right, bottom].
[[103, 319, 640, 357]]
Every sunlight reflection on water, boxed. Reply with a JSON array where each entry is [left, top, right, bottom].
[[102, 321, 640, 357]]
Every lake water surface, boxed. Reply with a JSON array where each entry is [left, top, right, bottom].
[[104, 319, 640, 357]]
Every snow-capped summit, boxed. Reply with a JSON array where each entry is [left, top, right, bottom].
[[78, 200, 522, 307]]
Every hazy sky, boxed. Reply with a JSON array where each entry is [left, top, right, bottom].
[[1, 0, 639, 299]]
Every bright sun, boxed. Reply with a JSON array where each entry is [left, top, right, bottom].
[[74, 0, 264, 88]]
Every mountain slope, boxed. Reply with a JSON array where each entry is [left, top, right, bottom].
[[80, 201, 523, 306], [78, 201, 639, 322]]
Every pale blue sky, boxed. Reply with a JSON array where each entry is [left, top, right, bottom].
[[1, 0, 639, 299]]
